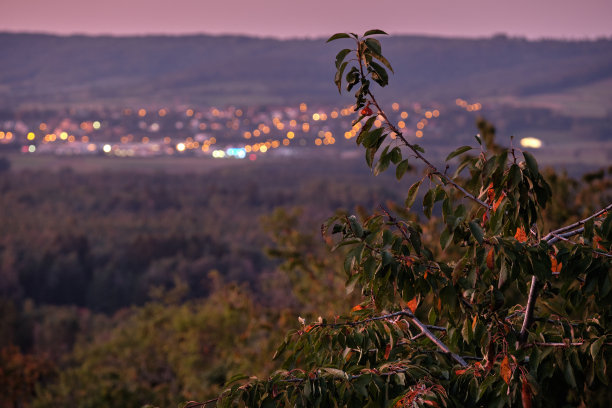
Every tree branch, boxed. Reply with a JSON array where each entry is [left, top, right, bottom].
[[542, 203, 612, 242], [518, 204, 611, 346], [366, 90, 491, 210], [307, 308, 467, 367]]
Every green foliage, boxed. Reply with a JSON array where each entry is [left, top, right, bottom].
[[212, 31, 612, 408]]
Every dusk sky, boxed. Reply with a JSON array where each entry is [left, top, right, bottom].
[[1, 0, 611, 39]]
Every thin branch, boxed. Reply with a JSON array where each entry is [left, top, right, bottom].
[[518, 276, 540, 346], [542, 203, 611, 241], [307, 308, 466, 367], [523, 342, 612, 348], [550, 232, 612, 258], [545, 227, 584, 245], [403, 308, 468, 367], [367, 91, 491, 210], [519, 204, 611, 346]]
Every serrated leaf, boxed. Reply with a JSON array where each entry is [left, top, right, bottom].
[[370, 51, 394, 73], [362, 127, 384, 148], [322, 368, 349, 379], [412, 144, 425, 153], [348, 215, 363, 238], [445, 145, 473, 161], [364, 29, 388, 36], [498, 261, 508, 289], [500, 355, 512, 384], [335, 61, 348, 93], [590, 336, 605, 360], [423, 189, 435, 219], [364, 38, 382, 55], [326, 33, 352, 42], [396, 159, 410, 180], [469, 220, 484, 244], [523, 151, 539, 175], [405, 180, 422, 208], [335, 48, 352, 68], [369, 60, 388, 86]]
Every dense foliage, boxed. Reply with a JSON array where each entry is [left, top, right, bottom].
[[206, 31, 612, 408]]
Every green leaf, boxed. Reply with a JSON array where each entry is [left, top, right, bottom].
[[440, 228, 453, 250], [362, 128, 384, 148], [498, 261, 508, 289], [423, 189, 435, 219], [326, 33, 352, 42], [364, 29, 388, 36], [365, 147, 376, 168], [523, 151, 539, 175], [445, 145, 472, 161], [364, 38, 382, 55], [396, 159, 410, 180], [508, 164, 522, 190], [474, 134, 482, 145], [468, 220, 484, 244], [412, 144, 425, 153], [348, 215, 363, 238], [370, 51, 394, 73], [369, 60, 389, 86], [335, 48, 352, 68], [335, 61, 348, 93], [405, 180, 422, 209], [389, 147, 402, 164], [373, 154, 390, 176], [590, 336, 605, 360]]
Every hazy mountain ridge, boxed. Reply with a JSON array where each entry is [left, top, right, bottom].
[[1, 32, 612, 107]]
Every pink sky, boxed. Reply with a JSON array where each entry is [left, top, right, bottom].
[[1, 0, 611, 39]]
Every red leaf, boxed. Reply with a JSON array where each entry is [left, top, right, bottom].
[[514, 227, 528, 243], [521, 377, 532, 408], [384, 343, 392, 360], [492, 192, 506, 212], [351, 304, 364, 312], [407, 297, 418, 313], [550, 254, 562, 274]]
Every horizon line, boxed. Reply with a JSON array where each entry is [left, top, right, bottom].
[[2, 29, 611, 42]]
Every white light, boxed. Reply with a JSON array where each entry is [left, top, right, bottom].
[[28, 145, 36, 153], [103, 144, 112, 153], [520, 137, 542, 149]]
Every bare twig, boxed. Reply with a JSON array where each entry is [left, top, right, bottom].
[[542, 203, 612, 241]]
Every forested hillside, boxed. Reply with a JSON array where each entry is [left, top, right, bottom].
[[1, 33, 612, 106]]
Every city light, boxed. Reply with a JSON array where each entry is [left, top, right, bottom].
[[520, 137, 543, 148]]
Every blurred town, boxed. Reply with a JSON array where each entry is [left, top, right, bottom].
[[2, 99, 542, 161]]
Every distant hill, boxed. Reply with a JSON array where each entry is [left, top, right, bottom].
[[1, 32, 612, 107]]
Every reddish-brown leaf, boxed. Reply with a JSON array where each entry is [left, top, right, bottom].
[[486, 183, 495, 203], [550, 254, 562, 274], [500, 355, 512, 384], [486, 248, 495, 270], [594, 235, 605, 250], [351, 304, 364, 312], [384, 343, 392, 360], [492, 192, 506, 212], [514, 227, 528, 243], [521, 377, 532, 408], [407, 297, 418, 313]]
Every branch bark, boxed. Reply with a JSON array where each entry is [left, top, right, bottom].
[[518, 203, 611, 346]]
